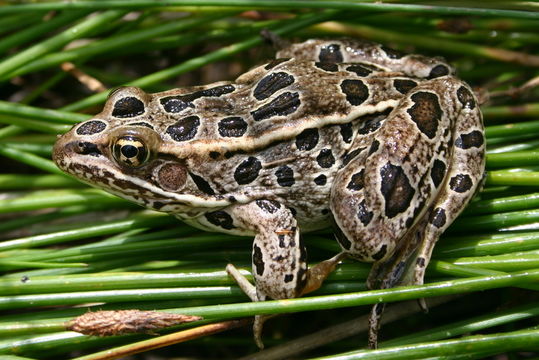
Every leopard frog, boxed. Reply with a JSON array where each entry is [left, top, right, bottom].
[[53, 38, 485, 347]]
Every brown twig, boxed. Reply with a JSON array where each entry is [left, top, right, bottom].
[[61, 62, 107, 93], [489, 75, 539, 99]]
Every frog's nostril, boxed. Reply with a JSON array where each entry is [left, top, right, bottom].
[[74, 141, 102, 157]]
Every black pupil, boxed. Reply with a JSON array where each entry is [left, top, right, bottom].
[[121, 144, 138, 158]]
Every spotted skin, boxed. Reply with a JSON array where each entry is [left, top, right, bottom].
[[52, 37, 484, 349]]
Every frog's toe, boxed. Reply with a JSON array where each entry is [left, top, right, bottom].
[[253, 315, 267, 349], [368, 303, 385, 349], [418, 298, 429, 313]]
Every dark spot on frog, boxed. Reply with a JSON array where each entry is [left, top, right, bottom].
[[228, 195, 237, 203], [342, 147, 364, 166], [153, 201, 165, 210], [334, 223, 352, 250], [393, 79, 418, 94], [368, 139, 379, 155], [166, 115, 200, 142], [75, 141, 101, 157], [296, 128, 319, 151], [278, 234, 286, 248], [161, 84, 235, 113], [256, 199, 281, 214], [358, 111, 389, 135], [380, 162, 415, 218], [205, 210, 235, 230], [315, 62, 338, 72], [264, 58, 289, 70], [253, 72, 295, 100], [289, 207, 297, 217], [392, 261, 407, 283], [407, 91, 442, 139], [318, 43, 343, 63], [275, 165, 295, 187], [112, 96, 145, 118], [314, 174, 327, 186], [381, 45, 404, 59], [234, 156, 262, 185], [284, 274, 294, 283], [416, 257, 426, 268], [161, 97, 192, 113], [76, 120, 106, 135], [340, 79, 369, 106], [357, 199, 373, 225], [340, 123, 353, 143], [347, 169, 365, 191], [455, 130, 483, 149], [253, 244, 265, 276], [317, 148, 335, 168], [218, 116, 248, 137], [429, 207, 447, 228], [430, 159, 446, 188], [200, 84, 237, 98], [156, 163, 187, 192], [449, 174, 473, 193], [457, 86, 476, 109], [428, 64, 450, 79], [374, 303, 385, 316], [251, 91, 300, 121], [346, 64, 373, 77], [209, 151, 220, 159], [189, 172, 215, 195], [372, 244, 387, 261]]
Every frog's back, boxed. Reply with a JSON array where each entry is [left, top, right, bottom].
[[123, 58, 407, 159]]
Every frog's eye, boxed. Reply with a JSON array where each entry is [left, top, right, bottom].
[[112, 136, 150, 167]]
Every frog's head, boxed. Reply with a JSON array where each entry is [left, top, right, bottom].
[[53, 86, 231, 214]]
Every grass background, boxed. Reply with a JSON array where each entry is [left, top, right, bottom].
[[0, 1, 538, 359]]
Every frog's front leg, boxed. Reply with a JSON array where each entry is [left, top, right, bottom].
[[224, 200, 342, 348]]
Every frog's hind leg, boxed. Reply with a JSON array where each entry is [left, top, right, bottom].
[[368, 82, 485, 347], [410, 83, 485, 290], [331, 77, 484, 348]]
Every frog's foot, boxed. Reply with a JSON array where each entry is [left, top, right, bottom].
[[300, 252, 347, 296], [368, 303, 385, 349], [253, 315, 270, 349], [226, 263, 258, 301], [364, 219, 429, 349], [226, 263, 269, 349]]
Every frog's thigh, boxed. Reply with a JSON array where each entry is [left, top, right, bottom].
[[412, 84, 485, 285], [230, 200, 307, 301], [330, 149, 418, 265]]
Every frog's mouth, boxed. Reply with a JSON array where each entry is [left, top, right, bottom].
[[52, 131, 231, 212]]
